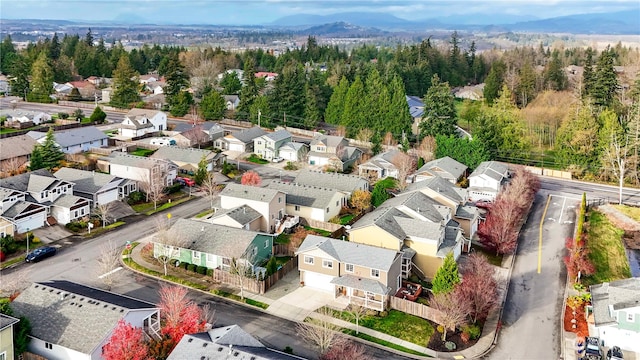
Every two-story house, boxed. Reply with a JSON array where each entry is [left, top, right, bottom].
[[151, 146, 225, 174], [154, 219, 273, 273], [588, 278, 640, 352], [98, 152, 177, 188], [266, 181, 345, 223], [253, 129, 292, 161], [11, 281, 161, 360], [53, 167, 137, 207], [172, 121, 225, 143], [307, 134, 362, 172], [120, 109, 167, 138], [0, 187, 47, 235], [297, 235, 402, 311], [349, 190, 465, 280], [294, 170, 369, 205], [468, 161, 510, 202], [218, 183, 286, 233], [358, 149, 403, 181], [28, 126, 108, 154], [0, 314, 19, 360], [218, 126, 267, 153], [412, 156, 468, 184]]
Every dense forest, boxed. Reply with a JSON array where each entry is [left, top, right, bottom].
[[1, 31, 639, 183]]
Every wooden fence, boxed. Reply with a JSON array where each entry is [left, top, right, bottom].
[[220, 118, 254, 128], [389, 296, 443, 323], [273, 243, 294, 257], [213, 257, 298, 294], [0, 121, 98, 139], [303, 218, 343, 233]]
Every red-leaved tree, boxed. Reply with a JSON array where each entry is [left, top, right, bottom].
[[158, 284, 206, 344], [458, 253, 499, 323], [102, 319, 149, 360], [320, 340, 368, 360], [241, 170, 262, 186], [563, 236, 595, 282], [430, 287, 471, 342]]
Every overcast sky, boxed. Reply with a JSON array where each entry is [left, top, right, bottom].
[[2, 0, 639, 25]]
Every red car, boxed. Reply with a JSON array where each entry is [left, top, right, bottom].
[[176, 177, 196, 187], [475, 199, 493, 209]]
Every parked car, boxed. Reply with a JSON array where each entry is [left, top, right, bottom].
[[150, 138, 176, 146], [583, 337, 603, 360], [607, 346, 624, 360], [25, 246, 57, 263], [475, 199, 493, 209], [272, 157, 284, 163], [175, 176, 195, 187]]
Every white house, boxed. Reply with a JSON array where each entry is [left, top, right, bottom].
[[99, 152, 177, 187], [27, 126, 108, 154], [468, 161, 510, 201], [0, 109, 51, 126], [219, 126, 266, 153], [279, 142, 309, 162], [266, 181, 345, 223], [218, 183, 286, 233], [120, 109, 167, 138], [223, 95, 240, 110]]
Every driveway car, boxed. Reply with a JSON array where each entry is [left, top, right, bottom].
[[25, 246, 57, 263], [175, 177, 195, 187], [272, 157, 284, 163], [583, 337, 603, 360]]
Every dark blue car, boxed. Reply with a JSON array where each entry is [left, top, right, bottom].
[[25, 246, 57, 263]]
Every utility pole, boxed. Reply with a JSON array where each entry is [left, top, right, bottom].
[[258, 109, 261, 128]]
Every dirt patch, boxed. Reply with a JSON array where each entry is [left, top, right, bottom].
[[598, 205, 640, 232], [564, 305, 589, 338], [427, 327, 480, 352], [622, 230, 640, 250]]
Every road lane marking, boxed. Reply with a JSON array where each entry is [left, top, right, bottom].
[[98, 267, 123, 279], [558, 197, 567, 223], [539, 195, 551, 274]]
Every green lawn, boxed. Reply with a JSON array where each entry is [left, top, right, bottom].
[[132, 195, 192, 215], [275, 233, 290, 244], [0, 127, 21, 134], [275, 256, 292, 267], [583, 210, 631, 286], [304, 226, 332, 237], [470, 243, 503, 266], [343, 330, 431, 357], [339, 214, 355, 225], [612, 204, 640, 222], [130, 148, 156, 157], [246, 154, 269, 164], [195, 209, 214, 218]]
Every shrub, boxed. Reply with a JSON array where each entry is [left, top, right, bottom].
[[460, 331, 470, 343], [164, 183, 183, 194], [284, 162, 297, 170], [128, 191, 145, 204], [58, 112, 69, 119], [196, 266, 207, 275], [265, 257, 278, 276], [379, 310, 388, 317], [437, 325, 445, 334], [206, 268, 214, 276], [0, 235, 20, 255], [284, 346, 293, 354], [187, 264, 196, 272], [462, 323, 481, 340]]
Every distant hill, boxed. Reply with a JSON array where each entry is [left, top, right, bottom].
[[271, 12, 414, 28], [509, 10, 640, 34], [299, 22, 387, 37]]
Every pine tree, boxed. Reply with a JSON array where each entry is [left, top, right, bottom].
[[199, 90, 226, 120], [164, 52, 191, 114], [484, 61, 506, 104], [237, 58, 259, 119], [110, 55, 140, 109], [431, 253, 460, 295], [169, 91, 193, 117], [303, 83, 322, 129], [544, 49, 568, 91], [29, 52, 54, 103], [342, 75, 367, 136], [49, 33, 61, 60], [9, 56, 30, 99], [220, 71, 242, 94], [386, 75, 412, 139], [0, 35, 17, 74], [67, 87, 82, 101], [84, 28, 94, 46], [194, 156, 208, 185], [582, 47, 595, 97], [420, 74, 457, 138], [591, 47, 619, 108], [325, 76, 349, 125], [89, 106, 107, 123], [31, 128, 64, 170], [29, 145, 45, 171], [517, 60, 536, 107]]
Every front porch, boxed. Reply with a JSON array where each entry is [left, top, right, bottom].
[[331, 275, 389, 312], [142, 311, 162, 340]]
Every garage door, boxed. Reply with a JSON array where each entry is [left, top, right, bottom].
[[229, 143, 245, 152], [16, 213, 47, 233], [97, 190, 118, 205], [303, 271, 335, 293]]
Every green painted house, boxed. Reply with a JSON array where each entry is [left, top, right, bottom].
[[153, 218, 274, 273]]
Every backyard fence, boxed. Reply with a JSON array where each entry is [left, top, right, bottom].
[[273, 243, 294, 257], [213, 257, 298, 295], [389, 296, 442, 323], [303, 218, 343, 233]]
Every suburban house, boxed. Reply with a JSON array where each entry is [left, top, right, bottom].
[[145, 80, 166, 95], [279, 142, 309, 162], [0, 187, 47, 236], [406, 95, 425, 135], [0, 74, 10, 94], [454, 84, 485, 100], [207, 204, 263, 231], [216, 69, 243, 82], [98, 152, 177, 187], [266, 181, 345, 223], [170, 127, 211, 148], [0, 169, 90, 229], [254, 129, 292, 161], [404, 175, 480, 240], [307, 134, 362, 171], [218, 126, 267, 153], [412, 156, 468, 184], [468, 161, 510, 202], [255, 72, 278, 81], [0, 109, 51, 126], [0, 134, 38, 177], [294, 169, 369, 202], [28, 126, 108, 154], [223, 95, 240, 110], [120, 109, 167, 138], [154, 218, 273, 273], [53, 82, 73, 97], [151, 146, 226, 174], [65, 81, 98, 99], [349, 190, 465, 280], [218, 183, 286, 233], [358, 149, 404, 181], [172, 121, 225, 144], [168, 324, 307, 360], [0, 314, 19, 360], [53, 167, 137, 207], [139, 74, 160, 84], [10, 281, 161, 360], [297, 235, 402, 311], [588, 278, 640, 352]]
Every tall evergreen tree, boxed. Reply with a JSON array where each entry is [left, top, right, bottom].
[[483, 61, 506, 104], [555, 100, 600, 168], [237, 58, 259, 119], [431, 253, 460, 295], [9, 56, 30, 99], [385, 75, 412, 139], [29, 52, 54, 103], [324, 76, 349, 125], [270, 61, 306, 123], [517, 60, 536, 107], [110, 54, 140, 109], [169, 91, 193, 117], [31, 128, 64, 170], [199, 90, 226, 120], [48, 33, 61, 60], [164, 53, 190, 114], [364, 68, 390, 134], [303, 83, 322, 129], [591, 47, 619, 108], [341, 75, 367, 136], [194, 156, 208, 186], [84, 28, 94, 46], [420, 74, 457, 138], [220, 71, 242, 95], [582, 47, 595, 97], [544, 49, 568, 91], [0, 35, 17, 74]]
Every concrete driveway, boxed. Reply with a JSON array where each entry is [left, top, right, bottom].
[[266, 286, 345, 321], [32, 225, 73, 244]]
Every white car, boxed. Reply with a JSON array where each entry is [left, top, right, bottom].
[[272, 157, 284, 163]]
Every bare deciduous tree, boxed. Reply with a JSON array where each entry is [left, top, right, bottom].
[[392, 152, 417, 190], [297, 306, 344, 355], [153, 216, 188, 276], [355, 128, 374, 144], [93, 201, 115, 228], [602, 132, 632, 205], [96, 241, 123, 290], [229, 246, 258, 300], [345, 304, 368, 335], [335, 125, 347, 137], [200, 172, 221, 210], [414, 136, 436, 162], [321, 340, 368, 360], [430, 288, 471, 342], [0, 157, 25, 177], [383, 132, 397, 147], [139, 165, 169, 210]]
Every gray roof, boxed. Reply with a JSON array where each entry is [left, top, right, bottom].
[[27, 174, 60, 193], [52, 194, 88, 208], [121, 117, 153, 130], [263, 129, 292, 142], [378, 191, 445, 223], [168, 325, 306, 360], [54, 167, 123, 194], [310, 134, 346, 148], [405, 175, 466, 204], [266, 181, 339, 209], [166, 218, 263, 258], [221, 183, 281, 203], [469, 161, 509, 182], [395, 217, 443, 240], [151, 146, 214, 165], [0, 313, 19, 331], [279, 142, 306, 152], [406, 95, 424, 118], [360, 149, 402, 171], [331, 274, 390, 295], [590, 278, 640, 327], [105, 152, 173, 169], [44, 126, 108, 148], [1, 201, 45, 219], [11, 281, 157, 355], [297, 235, 400, 272], [455, 204, 479, 220], [0, 169, 56, 193], [228, 126, 267, 144], [294, 169, 367, 194], [0, 134, 38, 161], [417, 156, 468, 181], [125, 108, 163, 119], [210, 205, 262, 226], [173, 121, 224, 133]]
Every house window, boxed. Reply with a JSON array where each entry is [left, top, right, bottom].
[[345, 263, 354, 273], [294, 205, 300, 211], [252, 247, 257, 256], [206, 253, 215, 262], [627, 313, 635, 322], [0, 351, 5, 360], [74, 210, 78, 218], [322, 260, 333, 269], [326, 207, 329, 213], [81, 208, 85, 215], [222, 258, 231, 266], [336, 201, 339, 207], [45, 342, 53, 349], [192, 251, 201, 262], [371, 269, 380, 278], [257, 141, 262, 145], [265, 239, 269, 248], [304, 256, 314, 265], [278, 197, 282, 203]]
